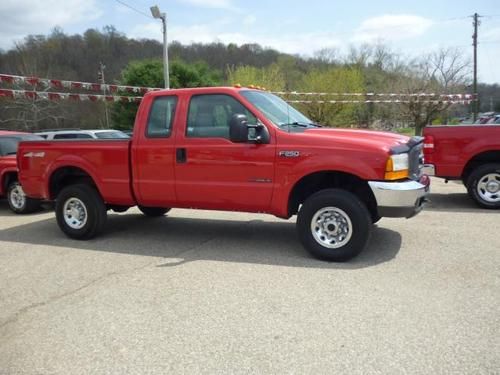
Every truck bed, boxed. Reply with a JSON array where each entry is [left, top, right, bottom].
[[18, 139, 135, 206]]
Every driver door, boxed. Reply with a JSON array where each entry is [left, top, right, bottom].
[[174, 93, 276, 212]]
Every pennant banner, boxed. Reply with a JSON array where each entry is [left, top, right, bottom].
[[0, 89, 143, 103], [0, 88, 472, 105], [0, 74, 159, 94]]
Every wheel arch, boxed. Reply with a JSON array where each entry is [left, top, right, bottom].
[[287, 170, 378, 220], [462, 150, 500, 183], [1, 169, 18, 195], [48, 165, 100, 200]]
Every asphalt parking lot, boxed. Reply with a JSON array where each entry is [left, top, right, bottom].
[[0, 178, 498, 374]]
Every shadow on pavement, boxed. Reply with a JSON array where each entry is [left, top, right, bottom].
[[0, 213, 402, 270], [426, 192, 497, 213]]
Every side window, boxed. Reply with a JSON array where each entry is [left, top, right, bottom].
[[147, 96, 178, 138], [186, 94, 257, 139]]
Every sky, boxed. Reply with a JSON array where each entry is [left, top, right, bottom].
[[0, 0, 499, 83]]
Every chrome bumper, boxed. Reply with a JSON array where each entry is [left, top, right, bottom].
[[368, 177, 430, 218], [422, 164, 435, 176]]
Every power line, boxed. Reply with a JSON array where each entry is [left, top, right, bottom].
[[114, 0, 153, 19]]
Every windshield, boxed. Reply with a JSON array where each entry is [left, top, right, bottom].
[[95, 131, 129, 139], [241, 90, 315, 127], [0, 134, 43, 156]]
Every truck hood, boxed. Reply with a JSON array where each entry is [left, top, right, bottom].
[[300, 128, 410, 153]]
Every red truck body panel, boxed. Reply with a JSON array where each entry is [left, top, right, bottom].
[[0, 131, 31, 196], [423, 125, 500, 178], [18, 87, 416, 218]]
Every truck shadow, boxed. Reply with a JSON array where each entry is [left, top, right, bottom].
[[426, 192, 498, 213], [0, 213, 402, 270]]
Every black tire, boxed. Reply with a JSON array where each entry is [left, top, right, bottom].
[[7, 181, 40, 214], [138, 206, 170, 217], [55, 184, 107, 240], [466, 163, 500, 209], [297, 189, 372, 262]]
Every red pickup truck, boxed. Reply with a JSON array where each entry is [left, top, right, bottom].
[[18, 87, 429, 261], [0, 131, 42, 213], [423, 125, 500, 208]]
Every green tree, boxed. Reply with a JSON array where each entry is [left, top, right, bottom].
[[226, 63, 286, 91], [297, 67, 365, 126], [112, 59, 222, 130]]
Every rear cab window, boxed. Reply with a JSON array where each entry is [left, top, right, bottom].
[[146, 96, 178, 138]]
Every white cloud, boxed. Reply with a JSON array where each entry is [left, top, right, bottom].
[[0, 0, 101, 49], [482, 27, 500, 42], [352, 14, 433, 43], [243, 15, 257, 26]]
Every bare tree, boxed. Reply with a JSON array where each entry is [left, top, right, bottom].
[[393, 47, 471, 135]]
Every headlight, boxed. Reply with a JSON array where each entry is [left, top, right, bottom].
[[385, 153, 409, 180]]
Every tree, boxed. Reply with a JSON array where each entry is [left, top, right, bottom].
[[392, 47, 471, 135], [226, 63, 286, 91], [111, 59, 222, 130], [297, 67, 365, 126]]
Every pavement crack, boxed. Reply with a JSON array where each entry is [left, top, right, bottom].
[[0, 260, 156, 334]]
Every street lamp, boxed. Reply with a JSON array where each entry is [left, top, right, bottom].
[[150, 5, 169, 89]]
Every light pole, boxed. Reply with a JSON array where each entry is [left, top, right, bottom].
[[150, 5, 169, 89]]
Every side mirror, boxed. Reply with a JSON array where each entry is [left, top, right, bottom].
[[229, 114, 249, 143], [229, 113, 270, 144]]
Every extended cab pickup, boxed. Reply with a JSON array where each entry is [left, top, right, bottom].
[[423, 124, 500, 209], [18, 87, 429, 261]]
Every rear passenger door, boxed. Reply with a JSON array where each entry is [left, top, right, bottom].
[[174, 93, 276, 212], [132, 95, 179, 207]]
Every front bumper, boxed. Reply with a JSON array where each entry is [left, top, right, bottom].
[[368, 176, 430, 218]]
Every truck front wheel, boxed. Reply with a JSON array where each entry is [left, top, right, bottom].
[[467, 163, 500, 209], [138, 206, 171, 217], [297, 189, 372, 262], [55, 184, 107, 240]]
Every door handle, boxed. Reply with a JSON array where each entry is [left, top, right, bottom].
[[176, 148, 187, 163]]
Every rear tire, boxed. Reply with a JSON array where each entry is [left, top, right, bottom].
[[138, 206, 170, 217], [7, 181, 40, 214], [466, 163, 500, 209], [55, 184, 107, 240], [297, 189, 372, 262]]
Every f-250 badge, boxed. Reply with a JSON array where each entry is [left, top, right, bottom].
[[278, 150, 300, 158]]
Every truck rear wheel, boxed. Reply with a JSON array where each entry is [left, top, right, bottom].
[[7, 181, 40, 214], [297, 189, 372, 262], [138, 206, 171, 217], [56, 184, 107, 240], [466, 163, 500, 209]]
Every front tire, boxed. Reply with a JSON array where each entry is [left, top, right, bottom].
[[7, 181, 40, 214], [55, 184, 107, 240], [138, 206, 170, 217], [297, 189, 372, 262], [466, 163, 500, 209]]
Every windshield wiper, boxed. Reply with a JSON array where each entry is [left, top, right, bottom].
[[279, 122, 322, 128], [6, 152, 17, 155]]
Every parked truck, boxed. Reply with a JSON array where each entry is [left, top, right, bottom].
[[423, 124, 500, 209], [18, 87, 429, 261], [0, 131, 43, 213]]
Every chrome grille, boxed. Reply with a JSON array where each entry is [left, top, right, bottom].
[[408, 141, 424, 180]]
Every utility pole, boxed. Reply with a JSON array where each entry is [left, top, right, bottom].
[[150, 5, 170, 89], [99, 62, 110, 129], [472, 13, 480, 122]]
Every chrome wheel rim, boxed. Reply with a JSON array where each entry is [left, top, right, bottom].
[[9, 184, 26, 210], [311, 207, 353, 249], [63, 198, 88, 230], [477, 173, 500, 203]]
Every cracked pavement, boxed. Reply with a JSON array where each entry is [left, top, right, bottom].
[[0, 178, 499, 374]]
